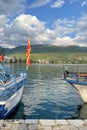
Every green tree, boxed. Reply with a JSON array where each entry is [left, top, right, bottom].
[[18, 58, 22, 63]]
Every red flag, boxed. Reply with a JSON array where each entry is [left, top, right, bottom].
[[26, 38, 31, 67], [0, 55, 4, 62]]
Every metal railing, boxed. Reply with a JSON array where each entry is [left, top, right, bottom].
[[0, 71, 27, 101]]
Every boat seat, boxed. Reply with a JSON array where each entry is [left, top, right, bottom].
[[77, 73, 87, 77]]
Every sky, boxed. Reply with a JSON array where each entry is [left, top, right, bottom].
[[0, 0, 87, 48]]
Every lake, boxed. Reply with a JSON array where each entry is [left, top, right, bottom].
[[7, 63, 87, 119]]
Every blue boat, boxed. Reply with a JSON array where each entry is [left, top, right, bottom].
[[0, 61, 27, 119], [64, 69, 87, 103]]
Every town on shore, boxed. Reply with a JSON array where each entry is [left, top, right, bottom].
[[4, 54, 87, 64], [2, 45, 87, 64]]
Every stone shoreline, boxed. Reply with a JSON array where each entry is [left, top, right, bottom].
[[0, 119, 87, 130]]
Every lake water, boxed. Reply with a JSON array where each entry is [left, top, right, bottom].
[[7, 64, 87, 119]]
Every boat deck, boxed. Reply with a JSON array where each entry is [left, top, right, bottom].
[[64, 71, 87, 82], [0, 74, 26, 102]]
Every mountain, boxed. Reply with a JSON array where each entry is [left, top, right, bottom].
[[4, 45, 87, 55]]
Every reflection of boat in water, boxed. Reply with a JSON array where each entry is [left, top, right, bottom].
[[0, 61, 27, 119], [64, 69, 87, 103], [7, 101, 25, 119], [78, 104, 87, 119]]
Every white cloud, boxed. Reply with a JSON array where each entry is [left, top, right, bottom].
[[52, 14, 87, 47], [0, 13, 87, 48], [0, 15, 10, 46], [50, 0, 64, 8], [70, 0, 87, 6], [0, 15, 9, 26], [0, 0, 25, 16], [73, 14, 87, 46], [0, 14, 46, 48], [53, 19, 76, 37], [81, 0, 87, 6], [30, 0, 51, 8], [77, 15, 87, 31], [74, 32, 87, 45], [69, 0, 78, 4], [0, 0, 87, 49]]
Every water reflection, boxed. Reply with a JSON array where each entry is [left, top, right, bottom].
[[7, 102, 24, 119], [8, 64, 87, 119], [78, 104, 87, 119]]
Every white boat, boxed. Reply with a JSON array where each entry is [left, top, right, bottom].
[[0, 61, 27, 119], [64, 69, 87, 103]]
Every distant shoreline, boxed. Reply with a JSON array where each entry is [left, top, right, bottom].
[[5, 51, 87, 65]]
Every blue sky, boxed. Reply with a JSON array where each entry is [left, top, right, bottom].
[[0, 0, 87, 48]]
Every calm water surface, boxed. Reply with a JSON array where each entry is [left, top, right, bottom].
[[8, 64, 87, 119]]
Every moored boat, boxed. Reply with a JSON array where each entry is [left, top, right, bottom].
[[0, 61, 27, 119], [0, 38, 31, 119], [64, 69, 87, 103]]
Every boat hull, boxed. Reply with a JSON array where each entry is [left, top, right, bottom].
[[0, 72, 27, 119], [65, 77, 87, 103], [71, 83, 87, 103], [64, 69, 87, 103], [0, 86, 24, 119], [5, 86, 24, 118]]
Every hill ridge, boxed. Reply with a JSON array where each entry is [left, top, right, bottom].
[[5, 44, 87, 55]]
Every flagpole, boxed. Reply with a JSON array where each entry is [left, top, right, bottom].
[[26, 37, 31, 71], [26, 65, 28, 71]]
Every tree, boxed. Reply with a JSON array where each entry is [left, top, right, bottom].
[[18, 58, 22, 63]]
